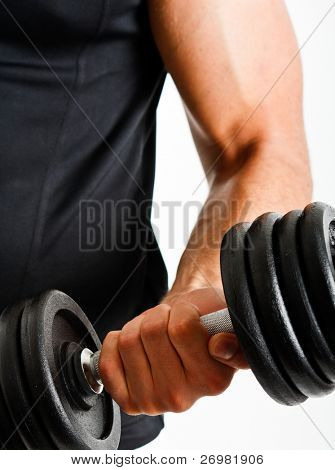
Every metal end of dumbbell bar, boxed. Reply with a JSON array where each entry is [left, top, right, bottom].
[[80, 348, 103, 395]]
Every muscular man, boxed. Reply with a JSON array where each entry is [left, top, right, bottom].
[[0, 0, 311, 449]]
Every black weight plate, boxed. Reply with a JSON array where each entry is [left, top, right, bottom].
[[20, 290, 120, 450], [298, 202, 335, 351], [0, 301, 54, 449], [276, 210, 335, 383], [221, 222, 306, 405], [0, 373, 21, 450], [247, 213, 332, 397], [0, 304, 27, 450], [0, 379, 21, 450]]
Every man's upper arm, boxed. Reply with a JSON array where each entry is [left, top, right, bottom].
[[148, 0, 305, 174]]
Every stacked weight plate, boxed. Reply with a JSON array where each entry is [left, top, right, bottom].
[[221, 202, 335, 405], [0, 290, 120, 449]]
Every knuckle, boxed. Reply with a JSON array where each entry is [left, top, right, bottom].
[[169, 316, 194, 341], [120, 400, 139, 416], [118, 330, 139, 353], [166, 391, 192, 413], [121, 397, 159, 416], [205, 372, 231, 396], [121, 403, 140, 416], [140, 317, 165, 340], [138, 402, 161, 416], [157, 303, 171, 314], [104, 330, 116, 343]]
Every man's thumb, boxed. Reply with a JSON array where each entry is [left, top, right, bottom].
[[208, 333, 249, 369]]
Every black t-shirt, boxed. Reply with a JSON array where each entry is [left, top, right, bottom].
[[0, 0, 168, 449]]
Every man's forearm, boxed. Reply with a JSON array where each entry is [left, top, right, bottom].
[[149, 0, 312, 297], [170, 136, 312, 294]]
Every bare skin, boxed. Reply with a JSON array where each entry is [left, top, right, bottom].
[[99, 0, 312, 416]]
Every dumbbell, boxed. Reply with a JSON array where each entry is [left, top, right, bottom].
[[90, 201, 335, 406], [0, 201, 334, 450]]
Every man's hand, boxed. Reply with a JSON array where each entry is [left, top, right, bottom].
[[99, 287, 248, 416]]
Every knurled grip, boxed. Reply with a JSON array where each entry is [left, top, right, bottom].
[[200, 308, 234, 335], [86, 308, 234, 394]]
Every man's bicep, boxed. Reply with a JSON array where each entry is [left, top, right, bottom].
[[148, 0, 304, 168]]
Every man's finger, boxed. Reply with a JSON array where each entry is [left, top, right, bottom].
[[168, 302, 235, 395], [118, 316, 154, 413], [99, 331, 131, 410], [208, 332, 249, 369]]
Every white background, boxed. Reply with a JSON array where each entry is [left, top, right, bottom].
[[149, 0, 335, 450]]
